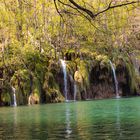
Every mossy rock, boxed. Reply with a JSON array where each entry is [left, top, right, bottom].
[[47, 88, 65, 103], [74, 71, 83, 83], [95, 54, 108, 62], [67, 61, 77, 75], [28, 93, 39, 105], [2, 92, 11, 104]]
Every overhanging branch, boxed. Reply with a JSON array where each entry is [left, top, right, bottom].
[[56, 0, 140, 19], [95, 0, 140, 17]]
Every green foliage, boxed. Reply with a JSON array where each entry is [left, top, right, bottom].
[[125, 60, 138, 93], [0, 0, 140, 105], [2, 92, 10, 103]]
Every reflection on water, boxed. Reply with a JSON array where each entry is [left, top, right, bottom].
[[1, 98, 140, 139], [115, 100, 122, 139], [65, 105, 72, 138], [13, 107, 17, 137]]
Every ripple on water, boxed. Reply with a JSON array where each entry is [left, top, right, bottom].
[[0, 97, 140, 139]]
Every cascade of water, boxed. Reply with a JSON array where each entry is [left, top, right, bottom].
[[12, 87, 17, 106], [28, 95, 31, 105], [109, 60, 120, 98], [74, 82, 77, 101], [60, 59, 68, 101]]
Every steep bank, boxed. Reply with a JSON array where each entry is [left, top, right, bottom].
[[0, 51, 140, 106]]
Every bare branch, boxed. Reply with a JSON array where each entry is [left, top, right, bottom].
[[54, 0, 63, 18], [56, 0, 140, 20], [69, 0, 95, 18], [95, 0, 140, 17]]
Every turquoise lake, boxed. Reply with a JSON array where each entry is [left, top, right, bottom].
[[0, 97, 140, 139]]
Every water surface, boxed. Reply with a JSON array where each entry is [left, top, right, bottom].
[[0, 97, 140, 139]]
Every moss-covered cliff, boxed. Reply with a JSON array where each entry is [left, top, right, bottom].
[[1, 49, 140, 106]]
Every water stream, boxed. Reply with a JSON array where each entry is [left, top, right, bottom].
[[109, 60, 120, 98], [11, 87, 17, 106], [60, 59, 68, 101]]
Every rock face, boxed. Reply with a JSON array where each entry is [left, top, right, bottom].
[[0, 58, 139, 106], [56, 70, 75, 101], [88, 65, 115, 99], [116, 62, 130, 96], [58, 60, 139, 101], [28, 94, 39, 105]]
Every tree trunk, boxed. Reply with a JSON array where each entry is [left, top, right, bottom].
[[0, 68, 3, 105], [29, 74, 33, 96]]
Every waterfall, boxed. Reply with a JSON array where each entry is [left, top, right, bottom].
[[74, 82, 77, 101], [12, 87, 17, 106], [109, 60, 120, 98], [60, 59, 68, 102], [28, 95, 31, 105]]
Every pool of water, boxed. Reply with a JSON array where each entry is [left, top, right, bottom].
[[0, 97, 140, 139]]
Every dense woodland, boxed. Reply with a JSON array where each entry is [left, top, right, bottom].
[[0, 0, 140, 106]]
